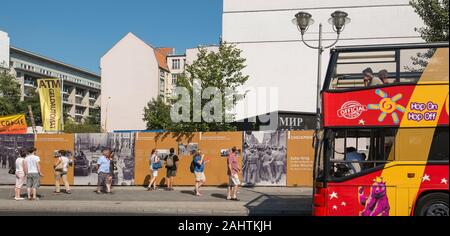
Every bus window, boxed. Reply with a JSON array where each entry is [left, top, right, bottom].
[[328, 129, 396, 179], [396, 128, 449, 162], [429, 128, 449, 161]]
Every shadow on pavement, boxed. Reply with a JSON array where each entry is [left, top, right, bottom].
[[211, 193, 228, 200], [244, 192, 312, 216]]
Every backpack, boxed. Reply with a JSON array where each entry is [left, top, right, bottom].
[[189, 156, 196, 173], [166, 154, 175, 168]]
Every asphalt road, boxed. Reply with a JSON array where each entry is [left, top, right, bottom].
[[0, 186, 312, 216]]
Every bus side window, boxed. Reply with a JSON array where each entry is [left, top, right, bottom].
[[329, 129, 395, 179]]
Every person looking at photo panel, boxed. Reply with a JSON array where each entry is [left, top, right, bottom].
[[25, 147, 43, 200], [193, 150, 209, 196], [14, 148, 28, 201], [95, 147, 112, 194], [227, 147, 241, 201], [53, 150, 72, 194], [147, 149, 161, 191], [164, 148, 179, 191]]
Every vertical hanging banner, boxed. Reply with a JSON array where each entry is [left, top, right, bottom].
[[0, 114, 27, 134], [37, 78, 62, 132]]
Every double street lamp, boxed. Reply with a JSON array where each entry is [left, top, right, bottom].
[[292, 10, 351, 130]]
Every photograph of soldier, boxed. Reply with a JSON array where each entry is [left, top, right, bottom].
[[74, 133, 135, 186], [242, 131, 287, 186], [0, 134, 35, 184]]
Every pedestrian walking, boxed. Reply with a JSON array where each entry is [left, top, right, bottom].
[[192, 150, 209, 196], [95, 147, 112, 194], [25, 147, 43, 200], [227, 147, 241, 201], [14, 148, 28, 201], [54, 150, 72, 194], [164, 148, 179, 191], [147, 149, 161, 191]]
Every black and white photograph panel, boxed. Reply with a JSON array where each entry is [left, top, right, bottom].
[[242, 131, 287, 186], [74, 133, 135, 186], [0, 134, 35, 185]]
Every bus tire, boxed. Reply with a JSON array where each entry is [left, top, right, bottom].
[[414, 192, 449, 216]]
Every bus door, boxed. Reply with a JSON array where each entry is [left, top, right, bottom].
[[325, 129, 397, 216]]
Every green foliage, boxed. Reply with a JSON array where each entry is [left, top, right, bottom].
[[17, 89, 42, 126], [174, 43, 249, 132], [63, 118, 100, 133], [143, 43, 249, 132], [406, 0, 449, 72], [85, 106, 101, 125], [410, 0, 449, 42], [0, 71, 22, 116], [143, 97, 173, 130]]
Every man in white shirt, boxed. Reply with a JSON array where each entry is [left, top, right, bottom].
[[25, 147, 43, 200]]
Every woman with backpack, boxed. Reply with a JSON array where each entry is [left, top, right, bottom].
[[165, 148, 179, 191], [147, 149, 161, 191]]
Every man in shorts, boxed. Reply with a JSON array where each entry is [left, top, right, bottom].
[[25, 147, 43, 200], [165, 148, 179, 191]]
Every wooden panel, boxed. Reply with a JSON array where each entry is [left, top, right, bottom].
[[35, 134, 74, 186], [286, 131, 315, 187]]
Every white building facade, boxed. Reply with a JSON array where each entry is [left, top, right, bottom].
[[101, 33, 212, 132], [222, 0, 424, 119]]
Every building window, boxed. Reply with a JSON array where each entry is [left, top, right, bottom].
[[172, 59, 181, 70], [172, 74, 178, 85]]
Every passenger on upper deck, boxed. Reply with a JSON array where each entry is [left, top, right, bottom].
[[363, 67, 383, 87], [378, 69, 392, 85]]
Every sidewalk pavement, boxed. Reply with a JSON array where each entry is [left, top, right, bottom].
[[0, 186, 312, 216]]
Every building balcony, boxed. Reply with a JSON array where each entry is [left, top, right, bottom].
[[24, 83, 36, 88]]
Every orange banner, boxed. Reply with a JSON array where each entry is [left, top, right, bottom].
[[0, 114, 27, 134]]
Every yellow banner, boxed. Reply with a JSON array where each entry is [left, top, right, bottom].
[[37, 78, 62, 132], [0, 114, 28, 134]]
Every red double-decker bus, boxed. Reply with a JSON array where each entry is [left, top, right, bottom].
[[313, 42, 449, 216]]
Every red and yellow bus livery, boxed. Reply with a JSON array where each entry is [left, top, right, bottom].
[[313, 43, 449, 216]]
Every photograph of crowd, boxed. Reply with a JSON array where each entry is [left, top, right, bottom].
[[0, 134, 35, 184], [242, 131, 287, 186], [178, 143, 198, 156], [74, 133, 135, 186]]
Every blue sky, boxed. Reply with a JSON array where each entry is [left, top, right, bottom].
[[0, 0, 223, 74]]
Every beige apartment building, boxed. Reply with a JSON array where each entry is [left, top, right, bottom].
[[0, 30, 101, 124]]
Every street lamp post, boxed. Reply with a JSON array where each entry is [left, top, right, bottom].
[[293, 11, 351, 130]]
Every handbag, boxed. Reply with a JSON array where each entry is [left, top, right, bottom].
[[152, 160, 162, 170], [8, 167, 15, 175], [54, 159, 65, 172]]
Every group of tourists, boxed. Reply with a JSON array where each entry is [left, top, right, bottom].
[[13, 147, 72, 201], [147, 147, 241, 200], [11, 146, 243, 201]]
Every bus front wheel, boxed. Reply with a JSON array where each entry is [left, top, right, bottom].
[[414, 192, 449, 216]]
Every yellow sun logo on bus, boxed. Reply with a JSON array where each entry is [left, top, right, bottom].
[[368, 89, 406, 125]]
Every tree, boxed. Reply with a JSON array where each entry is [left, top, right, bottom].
[[63, 119, 100, 133], [143, 97, 173, 130], [407, 0, 449, 72], [0, 71, 22, 116], [85, 106, 101, 125], [410, 0, 449, 42], [17, 89, 42, 126], [172, 43, 249, 132]]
